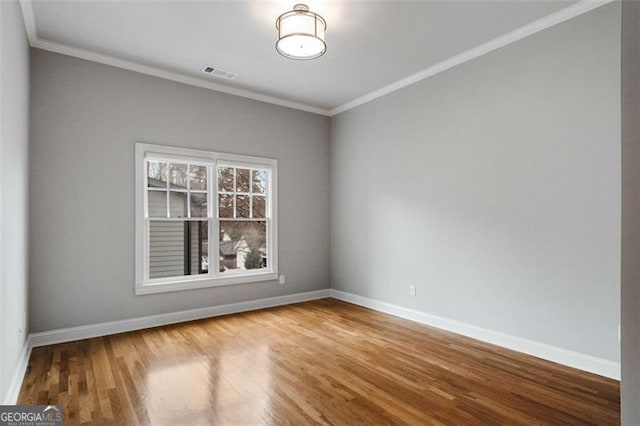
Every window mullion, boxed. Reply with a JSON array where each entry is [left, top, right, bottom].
[[233, 167, 237, 219], [187, 164, 191, 219], [165, 164, 170, 218], [249, 173, 253, 218], [214, 162, 220, 278]]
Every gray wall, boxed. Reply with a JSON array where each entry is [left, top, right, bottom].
[[29, 50, 331, 332], [1, 0, 30, 401], [621, 1, 640, 423], [331, 4, 621, 362]]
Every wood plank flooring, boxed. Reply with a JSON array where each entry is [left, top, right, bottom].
[[18, 298, 620, 425]]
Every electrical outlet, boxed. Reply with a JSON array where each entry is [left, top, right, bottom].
[[279, 274, 286, 284], [409, 285, 416, 297]]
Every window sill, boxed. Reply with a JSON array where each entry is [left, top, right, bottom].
[[135, 271, 279, 295]]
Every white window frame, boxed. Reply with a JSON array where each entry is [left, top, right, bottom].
[[135, 142, 278, 295]]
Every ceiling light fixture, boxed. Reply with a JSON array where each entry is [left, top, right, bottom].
[[275, 4, 326, 60]]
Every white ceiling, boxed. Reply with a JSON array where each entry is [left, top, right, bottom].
[[26, 0, 583, 114]]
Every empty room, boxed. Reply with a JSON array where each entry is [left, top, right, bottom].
[[1, 0, 639, 424]]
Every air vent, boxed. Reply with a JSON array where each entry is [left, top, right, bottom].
[[202, 66, 238, 80]]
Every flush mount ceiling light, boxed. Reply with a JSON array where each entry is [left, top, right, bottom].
[[276, 4, 327, 60]]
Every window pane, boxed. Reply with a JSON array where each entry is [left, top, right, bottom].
[[169, 163, 188, 189], [169, 191, 187, 217], [252, 195, 265, 218], [236, 195, 250, 218], [219, 221, 267, 272], [189, 165, 207, 191], [237, 168, 250, 192], [252, 170, 266, 194], [148, 161, 168, 188], [148, 190, 167, 217], [198, 221, 209, 274], [149, 220, 208, 279], [218, 194, 233, 218], [190, 193, 207, 218], [217, 167, 234, 192]]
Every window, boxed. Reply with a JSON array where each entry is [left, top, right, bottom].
[[135, 143, 278, 295]]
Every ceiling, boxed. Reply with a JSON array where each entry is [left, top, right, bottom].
[[25, 0, 585, 114]]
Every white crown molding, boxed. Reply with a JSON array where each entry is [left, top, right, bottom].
[[328, 0, 616, 116], [18, 0, 36, 45], [18, 1, 330, 116], [20, 0, 613, 118], [330, 289, 621, 380], [31, 39, 332, 116]]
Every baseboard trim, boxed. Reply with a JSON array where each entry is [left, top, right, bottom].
[[330, 289, 620, 380], [5, 289, 329, 405], [3, 339, 32, 405], [29, 289, 331, 348], [7, 287, 617, 405]]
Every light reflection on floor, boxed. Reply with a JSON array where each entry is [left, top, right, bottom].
[[18, 300, 622, 425], [144, 344, 272, 424]]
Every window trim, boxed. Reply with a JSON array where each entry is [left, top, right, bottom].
[[135, 142, 278, 295]]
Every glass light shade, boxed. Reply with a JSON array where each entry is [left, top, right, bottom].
[[276, 4, 326, 60]]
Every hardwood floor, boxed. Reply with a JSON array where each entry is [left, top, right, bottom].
[[18, 298, 619, 425]]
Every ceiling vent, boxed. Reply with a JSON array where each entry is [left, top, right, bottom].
[[202, 66, 238, 80]]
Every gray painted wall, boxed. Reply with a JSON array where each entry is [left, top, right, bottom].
[[331, 4, 621, 362], [1, 0, 30, 400], [29, 50, 331, 332], [621, 1, 640, 423]]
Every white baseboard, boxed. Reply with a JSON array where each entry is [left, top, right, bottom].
[[3, 289, 329, 405], [3, 339, 32, 405], [4, 287, 617, 405], [29, 289, 331, 348], [330, 289, 621, 380]]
